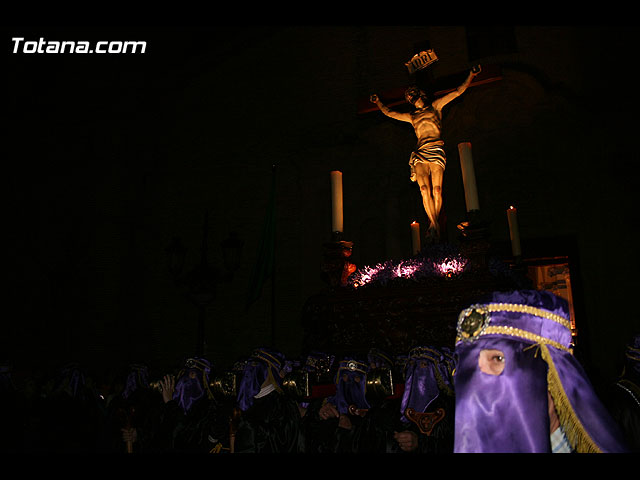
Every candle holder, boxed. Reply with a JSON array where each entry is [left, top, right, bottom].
[[457, 209, 491, 271], [331, 231, 344, 243], [321, 236, 356, 289], [457, 209, 490, 240]]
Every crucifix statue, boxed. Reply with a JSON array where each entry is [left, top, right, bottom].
[[370, 65, 481, 240]]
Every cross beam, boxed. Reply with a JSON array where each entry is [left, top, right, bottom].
[[357, 63, 502, 115]]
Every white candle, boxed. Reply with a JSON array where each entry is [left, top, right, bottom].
[[507, 206, 522, 257], [330, 171, 343, 233], [458, 142, 480, 212], [411, 221, 421, 255]]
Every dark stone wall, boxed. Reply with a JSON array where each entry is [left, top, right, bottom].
[[4, 26, 638, 385]]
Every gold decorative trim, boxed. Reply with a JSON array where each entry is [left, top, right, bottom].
[[485, 326, 572, 353], [405, 407, 446, 436], [485, 303, 571, 330], [253, 351, 282, 370], [539, 344, 602, 453], [408, 346, 442, 361], [456, 302, 573, 353], [251, 350, 284, 395], [457, 305, 491, 340], [338, 360, 368, 375], [456, 325, 573, 354]]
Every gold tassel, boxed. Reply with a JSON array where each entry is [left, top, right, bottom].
[[538, 344, 602, 453]]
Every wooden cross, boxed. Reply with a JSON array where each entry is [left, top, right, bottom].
[[357, 63, 503, 115]]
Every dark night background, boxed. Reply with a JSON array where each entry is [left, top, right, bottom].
[[3, 24, 639, 391]]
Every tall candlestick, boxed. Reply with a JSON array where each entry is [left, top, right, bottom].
[[458, 142, 480, 212], [411, 221, 421, 255], [507, 206, 521, 257], [330, 171, 343, 233]]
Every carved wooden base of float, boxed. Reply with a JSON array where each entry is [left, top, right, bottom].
[[301, 269, 518, 357]]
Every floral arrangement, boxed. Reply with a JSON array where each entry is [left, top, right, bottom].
[[348, 243, 470, 289], [347, 243, 526, 289]]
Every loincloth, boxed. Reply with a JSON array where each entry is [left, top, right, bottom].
[[409, 140, 446, 182]]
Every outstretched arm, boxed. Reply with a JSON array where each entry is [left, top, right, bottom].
[[370, 94, 412, 123], [433, 65, 481, 110]]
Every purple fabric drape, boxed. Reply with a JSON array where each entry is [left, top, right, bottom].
[[327, 357, 370, 415], [400, 347, 451, 425], [122, 364, 149, 400], [236, 347, 285, 412], [454, 289, 629, 453], [455, 337, 550, 452], [172, 357, 211, 414]]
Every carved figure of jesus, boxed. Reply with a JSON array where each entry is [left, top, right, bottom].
[[370, 66, 480, 239]]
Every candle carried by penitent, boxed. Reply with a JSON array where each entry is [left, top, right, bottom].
[[330, 171, 344, 233], [507, 206, 522, 257], [411, 221, 421, 255]]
